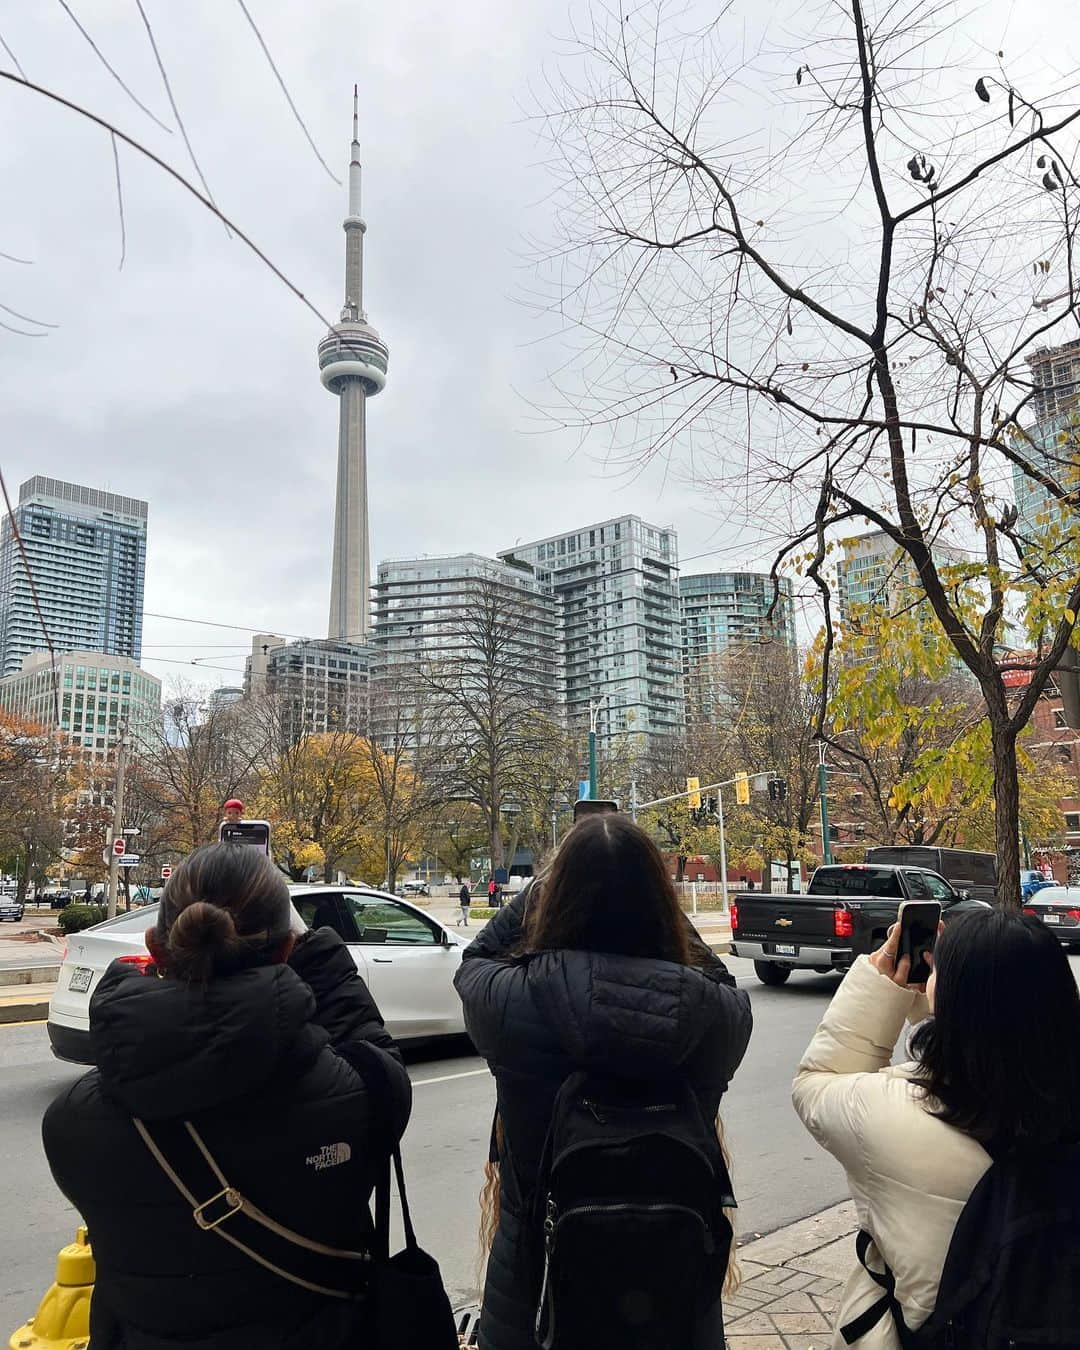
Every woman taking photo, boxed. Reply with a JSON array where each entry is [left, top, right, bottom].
[[455, 813, 753, 1350], [794, 908, 1080, 1348], [43, 843, 411, 1350]]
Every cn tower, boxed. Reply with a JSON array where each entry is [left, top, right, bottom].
[[318, 87, 389, 643]]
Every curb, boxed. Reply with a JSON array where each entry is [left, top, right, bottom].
[[0, 994, 50, 1024], [0, 964, 60, 987]]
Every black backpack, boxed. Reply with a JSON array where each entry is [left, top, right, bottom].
[[841, 1146, 1080, 1349], [530, 1069, 735, 1350]]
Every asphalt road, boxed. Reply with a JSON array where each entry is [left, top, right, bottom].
[[0, 957, 847, 1333]]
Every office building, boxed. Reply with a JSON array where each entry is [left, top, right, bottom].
[[373, 554, 562, 716], [318, 90, 389, 645], [247, 636, 374, 743], [1028, 337, 1080, 423], [0, 650, 160, 756], [679, 572, 796, 722], [0, 477, 147, 677], [500, 516, 683, 741]]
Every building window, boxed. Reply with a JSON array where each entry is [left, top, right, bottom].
[[1055, 710, 1069, 730], [1065, 812, 1080, 833]]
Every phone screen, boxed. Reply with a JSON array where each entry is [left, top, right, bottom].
[[219, 820, 272, 855], [897, 901, 942, 984], [573, 799, 620, 821]]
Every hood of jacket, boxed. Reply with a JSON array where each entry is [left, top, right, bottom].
[[523, 947, 730, 1075], [89, 960, 327, 1120]]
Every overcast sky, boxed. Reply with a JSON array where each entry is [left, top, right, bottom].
[[1, 0, 1074, 689]]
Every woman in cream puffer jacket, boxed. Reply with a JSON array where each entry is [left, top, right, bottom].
[[793, 908, 1080, 1349]]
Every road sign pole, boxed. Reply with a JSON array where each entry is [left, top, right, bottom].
[[716, 787, 730, 912]]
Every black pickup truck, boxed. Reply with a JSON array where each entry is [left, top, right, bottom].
[[729, 863, 992, 986]]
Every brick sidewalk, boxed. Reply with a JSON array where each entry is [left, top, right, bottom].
[[725, 1202, 857, 1349]]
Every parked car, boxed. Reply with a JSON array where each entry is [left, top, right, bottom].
[[729, 863, 992, 986], [45, 890, 73, 910], [1023, 886, 1080, 950], [398, 880, 431, 898], [863, 846, 997, 904], [1020, 869, 1056, 902], [0, 896, 24, 923], [48, 885, 468, 1065]]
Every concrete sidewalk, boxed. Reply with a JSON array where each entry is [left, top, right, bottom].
[[0, 981, 55, 1023], [726, 1202, 857, 1348]]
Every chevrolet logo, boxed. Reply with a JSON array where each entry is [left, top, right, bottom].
[[775, 918, 793, 928]]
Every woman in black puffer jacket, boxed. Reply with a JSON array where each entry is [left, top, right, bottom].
[[455, 813, 753, 1350], [43, 843, 410, 1350]]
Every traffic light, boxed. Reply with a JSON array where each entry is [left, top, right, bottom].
[[735, 771, 750, 806], [686, 776, 701, 810], [767, 778, 787, 802]]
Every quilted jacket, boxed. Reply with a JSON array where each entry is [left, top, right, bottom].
[[455, 894, 753, 1350], [43, 930, 410, 1350], [793, 957, 992, 1348]]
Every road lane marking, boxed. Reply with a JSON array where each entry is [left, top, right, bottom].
[[411, 1068, 489, 1087]]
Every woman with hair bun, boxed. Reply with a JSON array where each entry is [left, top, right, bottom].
[[43, 843, 410, 1350]]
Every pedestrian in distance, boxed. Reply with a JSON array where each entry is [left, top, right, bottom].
[[487, 876, 498, 909], [458, 882, 472, 927], [456, 813, 753, 1350], [43, 842, 412, 1350], [794, 908, 1080, 1349]]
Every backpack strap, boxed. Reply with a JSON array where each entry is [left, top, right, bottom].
[[134, 1117, 372, 1300], [840, 1231, 919, 1349]]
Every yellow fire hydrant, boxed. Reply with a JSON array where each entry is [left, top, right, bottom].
[[9, 1227, 94, 1350]]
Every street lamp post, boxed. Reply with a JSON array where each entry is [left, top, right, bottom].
[[587, 697, 607, 799], [816, 730, 855, 867], [817, 741, 833, 866]]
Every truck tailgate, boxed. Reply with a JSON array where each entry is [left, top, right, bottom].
[[734, 894, 844, 948]]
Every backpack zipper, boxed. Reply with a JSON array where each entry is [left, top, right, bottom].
[[580, 1099, 677, 1124]]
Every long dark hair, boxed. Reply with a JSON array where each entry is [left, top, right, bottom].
[[911, 908, 1080, 1149], [153, 843, 292, 982], [525, 813, 694, 965]]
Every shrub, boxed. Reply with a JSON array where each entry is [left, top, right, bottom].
[[58, 903, 108, 935], [468, 907, 497, 920]]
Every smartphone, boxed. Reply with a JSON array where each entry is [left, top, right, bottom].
[[897, 900, 942, 984], [573, 799, 620, 821], [219, 819, 272, 856]]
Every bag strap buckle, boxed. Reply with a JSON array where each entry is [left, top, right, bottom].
[[193, 1186, 244, 1231]]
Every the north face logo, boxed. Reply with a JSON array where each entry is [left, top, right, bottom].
[[306, 1142, 351, 1171]]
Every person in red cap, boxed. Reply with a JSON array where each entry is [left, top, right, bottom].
[[222, 799, 244, 825]]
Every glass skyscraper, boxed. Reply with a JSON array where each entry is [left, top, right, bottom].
[[0, 477, 147, 677]]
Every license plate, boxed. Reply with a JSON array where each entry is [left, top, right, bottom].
[[69, 967, 93, 993], [775, 944, 797, 957], [1043, 913, 1060, 925]]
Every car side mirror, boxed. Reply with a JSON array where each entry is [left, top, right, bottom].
[[440, 928, 453, 947], [957, 889, 970, 902]]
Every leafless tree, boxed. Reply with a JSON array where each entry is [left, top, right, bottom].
[[537, 0, 1080, 901], [416, 577, 566, 871]]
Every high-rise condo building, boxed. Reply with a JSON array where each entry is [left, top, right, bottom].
[[244, 635, 374, 743], [1028, 337, 1080, 423], [679, 572, 796, 722], [0, 477, 147, 677], [836, 530, 963, 629], [373, 554, 562, 716], [500, 517, 683, 741]]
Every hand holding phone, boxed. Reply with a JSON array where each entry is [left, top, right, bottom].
[[897, 901, 942, 985]]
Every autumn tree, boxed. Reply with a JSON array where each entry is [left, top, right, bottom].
[[135, 685, 267, 856], [0, 712, 68, 899], [540, 0, 1080, 903]]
